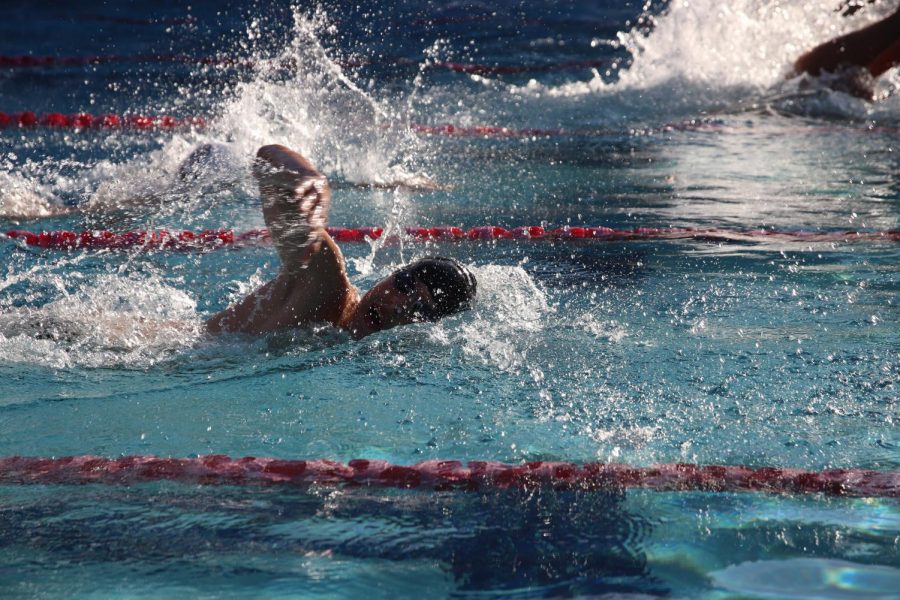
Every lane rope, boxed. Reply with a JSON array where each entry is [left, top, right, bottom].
[[5, 226, 898, 251], [0, 112, 204, 130], [0, 54, 249, 68], [0, 455, 895, 497], [2, 112, 898, 137], [0, 54, 613, 74], [407, 121, 900, 137], [0, 111, 712, 136], [0, 111, 695, 135]]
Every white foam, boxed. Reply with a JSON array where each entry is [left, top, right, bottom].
[[446, 264, 552, 372], [7, 1, 898, 222], [207, 8, 428, 191], [0, 170, 70, 220], [506, 0, 899, 120], [75, 136, 255, 217], [60, 7, 432, 222], [0, 272, 201, 369], [573, 313, 628, 342]]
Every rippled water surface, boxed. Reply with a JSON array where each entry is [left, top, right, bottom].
[[1, 0, 898, 597]]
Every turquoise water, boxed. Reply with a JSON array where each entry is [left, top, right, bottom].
[[0, 1, 898, 597]]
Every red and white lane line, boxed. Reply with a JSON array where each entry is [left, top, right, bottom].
[[0, 455, 896, 497], [5, 226, 898, 251]]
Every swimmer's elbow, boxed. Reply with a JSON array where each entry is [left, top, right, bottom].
[[204, 315, 224, 335], [254, 144, 323, 181], [256, 144, 290, 163], [205, 309, 236, 335]]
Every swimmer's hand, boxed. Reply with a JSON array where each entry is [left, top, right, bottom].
[[254, 144, 331, 273]]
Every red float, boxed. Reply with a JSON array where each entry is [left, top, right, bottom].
[[1, 110, 898, 138], [5, 227, 899, 251], [0, 454, 894, 497], [0, 111, 200, 130]]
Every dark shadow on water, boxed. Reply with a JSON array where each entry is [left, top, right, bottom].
[[0, 484, 664, 597], [522, 244, 650, 290]]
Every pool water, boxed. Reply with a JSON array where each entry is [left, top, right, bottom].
[[0, 0, 898, 597]]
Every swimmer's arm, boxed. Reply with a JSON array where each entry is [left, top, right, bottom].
[[254, 144, 331, 274], [868, 38, 900, 78], [255, 144, 324, 184], [793, 7, 900, 76], [205, 278, 280, 334], [204, 229, 355, 335]]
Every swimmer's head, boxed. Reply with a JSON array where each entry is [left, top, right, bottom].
[[348, 257, 477, 339]]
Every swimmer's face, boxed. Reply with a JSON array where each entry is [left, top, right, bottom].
[[348, 271, 438, 339]]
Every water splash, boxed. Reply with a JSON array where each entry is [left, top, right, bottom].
[[1, 6, 434, 225], [451, 264, 551, 372], [0, 169, 70, 220], [496, 0, 900, 122], [211, 7, 428, 190], [0, 270, 201, 369]]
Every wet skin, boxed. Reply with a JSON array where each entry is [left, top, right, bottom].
[[205, 144, 439, 340], [792, 7, 900, 100], [344, 273, 438, 339]]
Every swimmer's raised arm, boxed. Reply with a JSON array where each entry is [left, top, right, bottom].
[[255, 144, 324, 182], [254, 144, 331, 274], [206, 143, 475, 339], [206, 145, 353, 336]]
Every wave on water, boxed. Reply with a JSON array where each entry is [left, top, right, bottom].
[[434, 264, 552, 373], [0, 170, 71, 220], [0, 271, 201, 369], [489, 0, 900, 123], [1, 1, 897, 368], [1, 7, 432, 222], [4, 1, 898, 222], [209, 8, 430, 192]]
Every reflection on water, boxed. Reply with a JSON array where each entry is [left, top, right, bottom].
[[3, 485, 898, 598], [0, 485, 659, 598], [711, 558, 900, 599]]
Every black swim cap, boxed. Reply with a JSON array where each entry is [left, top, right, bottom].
[[398, 256, 477, 320]]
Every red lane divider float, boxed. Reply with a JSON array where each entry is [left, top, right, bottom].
[[0, 110, 709, 136], [5, 228, 242, 250], [4, 112, 897, 137], [409, 121, 900, 137], [1, 53, 612, 75], [430, 59, 614, 75], [0, 111, 205, 130], [0, 110, 688, 136], [0, 54, 237, 68], [5, 226, 898, 251], [0, 455, 896, 497], [410, 122, 653, 137]]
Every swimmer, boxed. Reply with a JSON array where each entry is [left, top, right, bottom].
[[205, 144, 476, 339], [791, 5, 900, 100]]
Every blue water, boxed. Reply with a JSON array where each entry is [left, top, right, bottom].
[[1, 1, 898, 597]]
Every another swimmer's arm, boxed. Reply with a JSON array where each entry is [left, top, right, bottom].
[[254, 144, 331, 274], [868, 38, 900, 78], [793, 7, 900, 76]]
